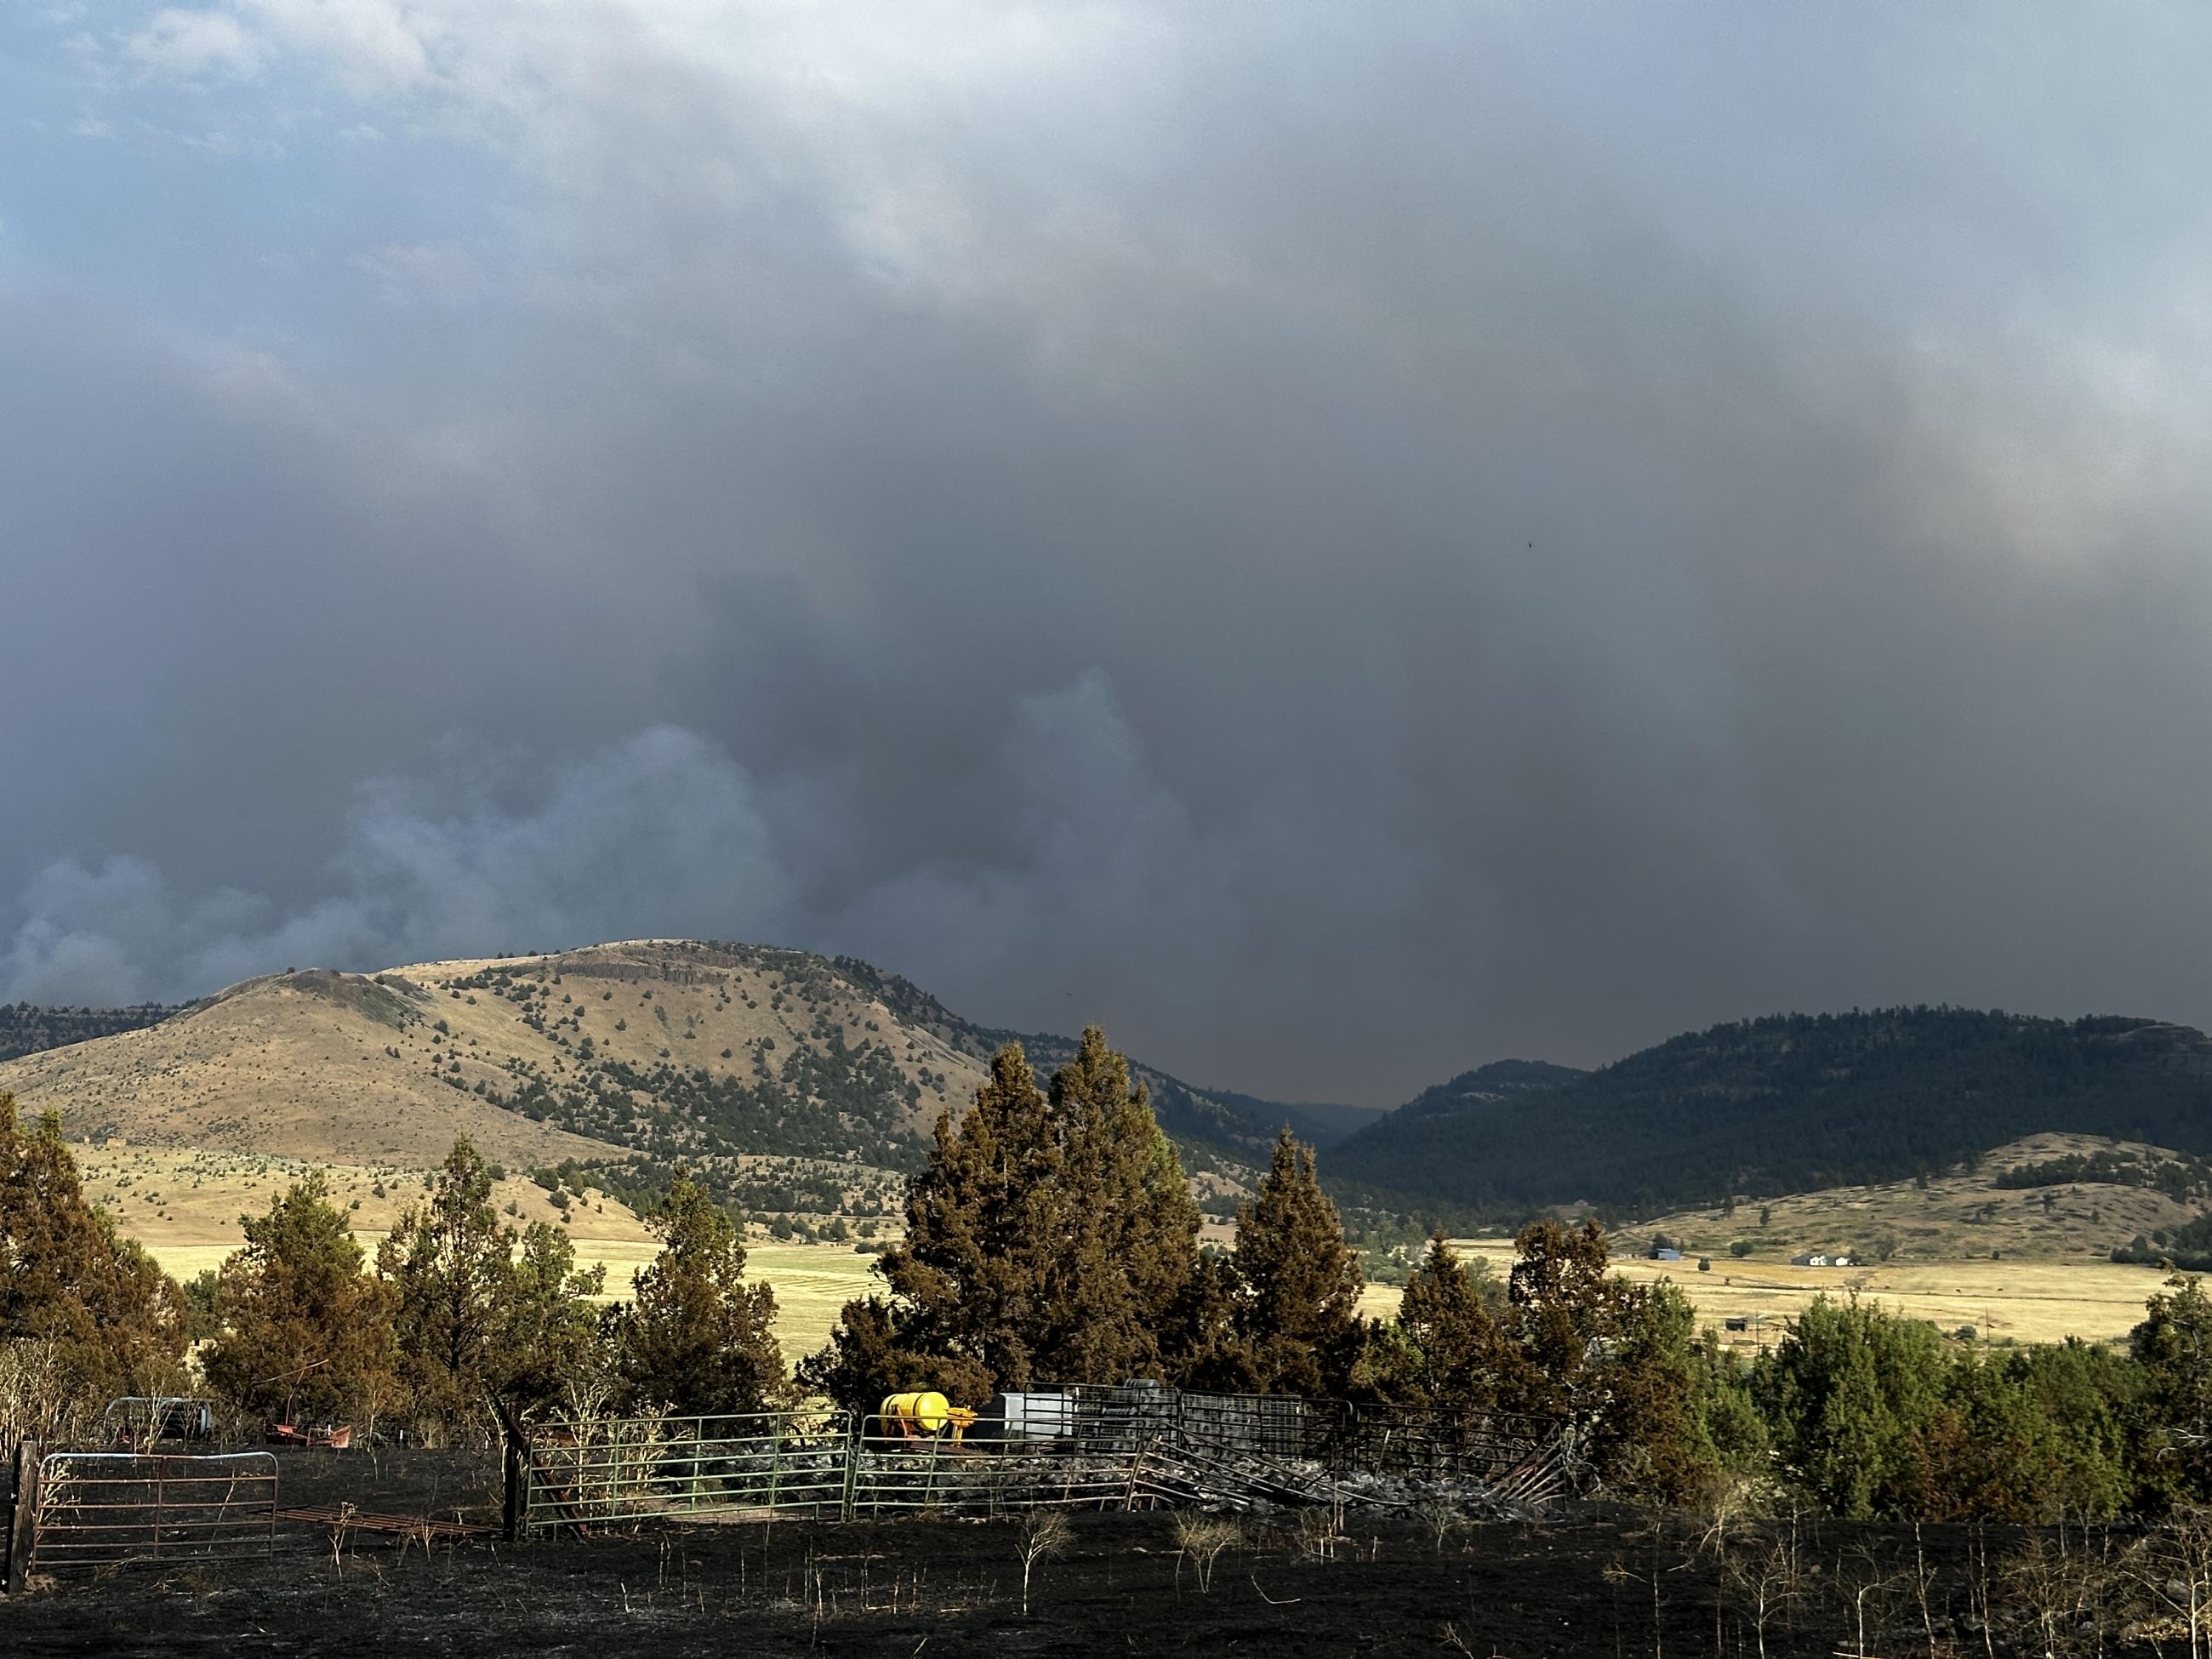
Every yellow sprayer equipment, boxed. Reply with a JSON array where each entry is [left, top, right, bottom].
[[881, 1391, 979, 1442]]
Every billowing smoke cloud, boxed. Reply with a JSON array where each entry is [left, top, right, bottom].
[[7, 5, 2212, 1102], [3, 727, 793, 1003]]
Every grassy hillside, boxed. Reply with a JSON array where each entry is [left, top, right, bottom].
[[1634, 1132, 2208, 1264], [0, 938, 1325, 1216], [0, 941, 998, 1200], [1331, 1007, 2212, 1217]]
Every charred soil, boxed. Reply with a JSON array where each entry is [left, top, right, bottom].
[[0, 1452, 2139, 1656]]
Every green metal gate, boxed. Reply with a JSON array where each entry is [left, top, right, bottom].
[[519, 1410, 852, 1532]]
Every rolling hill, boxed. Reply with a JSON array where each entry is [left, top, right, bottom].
[[1331, 1007, 2212, 1218], [1633, 1132, 2212, 1265], [0, 938, 1314, 1217]]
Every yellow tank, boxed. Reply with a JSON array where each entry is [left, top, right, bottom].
[[881, 1390, 978, 1440]]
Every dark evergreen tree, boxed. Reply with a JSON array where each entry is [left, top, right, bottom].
[[806, 1029, 1200, 1409], [1752, 1294, 1947, 1518], [204, 1172, 402, 1428], [1227, 1130, 1364, 1395], [1040, 1027, 1202, 1386], [379, 1138, 517, 1423], [499, 1220, 608, 1412], [613, 1172, 786, 1415], [1501, 1217, 1616, 1421], [2130, 1272, 2212, 1503], [1392, 1231, 1508, 1405], [0, 1092, 187, 1434]]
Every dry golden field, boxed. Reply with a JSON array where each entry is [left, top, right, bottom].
[[1356, 1240, 2175, 1350], [111, 1143, 885, 1367]]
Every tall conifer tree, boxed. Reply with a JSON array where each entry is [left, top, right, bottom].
[[1228, 1129, 1364, 1395], [805, 1029, 1201, 1409], [613, 1172, 786, 1415], [379, 1138, 517, 1422], [1394, 1230, 1507, 1405]]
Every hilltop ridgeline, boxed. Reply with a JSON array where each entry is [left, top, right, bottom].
[[0, 941, 1332, 1212], [0, 1001, 181, 1062], [1331, 1006, 2212, 1217]]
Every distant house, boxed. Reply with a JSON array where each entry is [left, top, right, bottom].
[[1650, 1246, 1684, 1262], [1791, 1252, 1830, 1268]]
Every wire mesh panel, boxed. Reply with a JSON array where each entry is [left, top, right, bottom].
[[847, 1430, 1157, 1518], [1321, 1405, 1562, 1481], [1039, 1385, 1324, 1462], [520, 1411, 852, 1532], [31, 1451, 277, 1572]]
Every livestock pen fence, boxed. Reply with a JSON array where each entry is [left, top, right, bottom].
[[513, 1385, 1572, 1534], [4, 1442, 278, 1587]]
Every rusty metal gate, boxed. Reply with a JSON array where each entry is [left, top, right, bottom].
[[22, 1450, 278, 1574]]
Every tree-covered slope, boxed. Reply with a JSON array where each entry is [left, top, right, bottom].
[[0, 1001, 181, 1062], [1330, 1008, 2212, 1217]]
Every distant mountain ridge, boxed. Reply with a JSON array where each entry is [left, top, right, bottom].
[[1331, 1007, 2212, 1218], [0, 1001, 182, 1063]]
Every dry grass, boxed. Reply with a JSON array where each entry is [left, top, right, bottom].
[[1640, 1132, 2203, 1264], [1356, 1132, 2203, 1348], [1360, 1238, 2174, 1348], [137, 1222, 882, 1365], [0, 938, 991, 1168]]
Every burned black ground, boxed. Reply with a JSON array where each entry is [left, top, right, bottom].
[[1, 1451, 2116, 1658]]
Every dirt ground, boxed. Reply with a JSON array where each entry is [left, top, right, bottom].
[[3, 1451, 2127, 1657]]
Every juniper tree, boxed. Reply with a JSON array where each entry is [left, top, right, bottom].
[[1394, 1230, 1508, 1405], [1753, 1293, 1947, 1518], [805, 1029, 1201, 1408], [2134, 1272, 2212, 1502], [0, 1092, 187, 1428], [1228, 1130, 1364, 1396], [204, 1172, 402, 1428], [1036, 1026, 1202, 1385], [613, 1172, 786, 1415], [500, 1220, 609, 1411], [379, 1138, 517, 1422], [1502, 1217, 1616, 1419]]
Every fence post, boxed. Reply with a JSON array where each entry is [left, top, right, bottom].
[[502, 1430, 527, 1542], [767, 1417, 783, 1512], [839, 1414, 859, 1524], [6, 1442, 42, 1593]]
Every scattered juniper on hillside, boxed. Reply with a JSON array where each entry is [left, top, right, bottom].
[[1332, 1006, 2212, 1217], [0, 1001, 180, 1062]]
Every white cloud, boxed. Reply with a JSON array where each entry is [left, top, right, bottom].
[[124, 9, 264, 77]]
